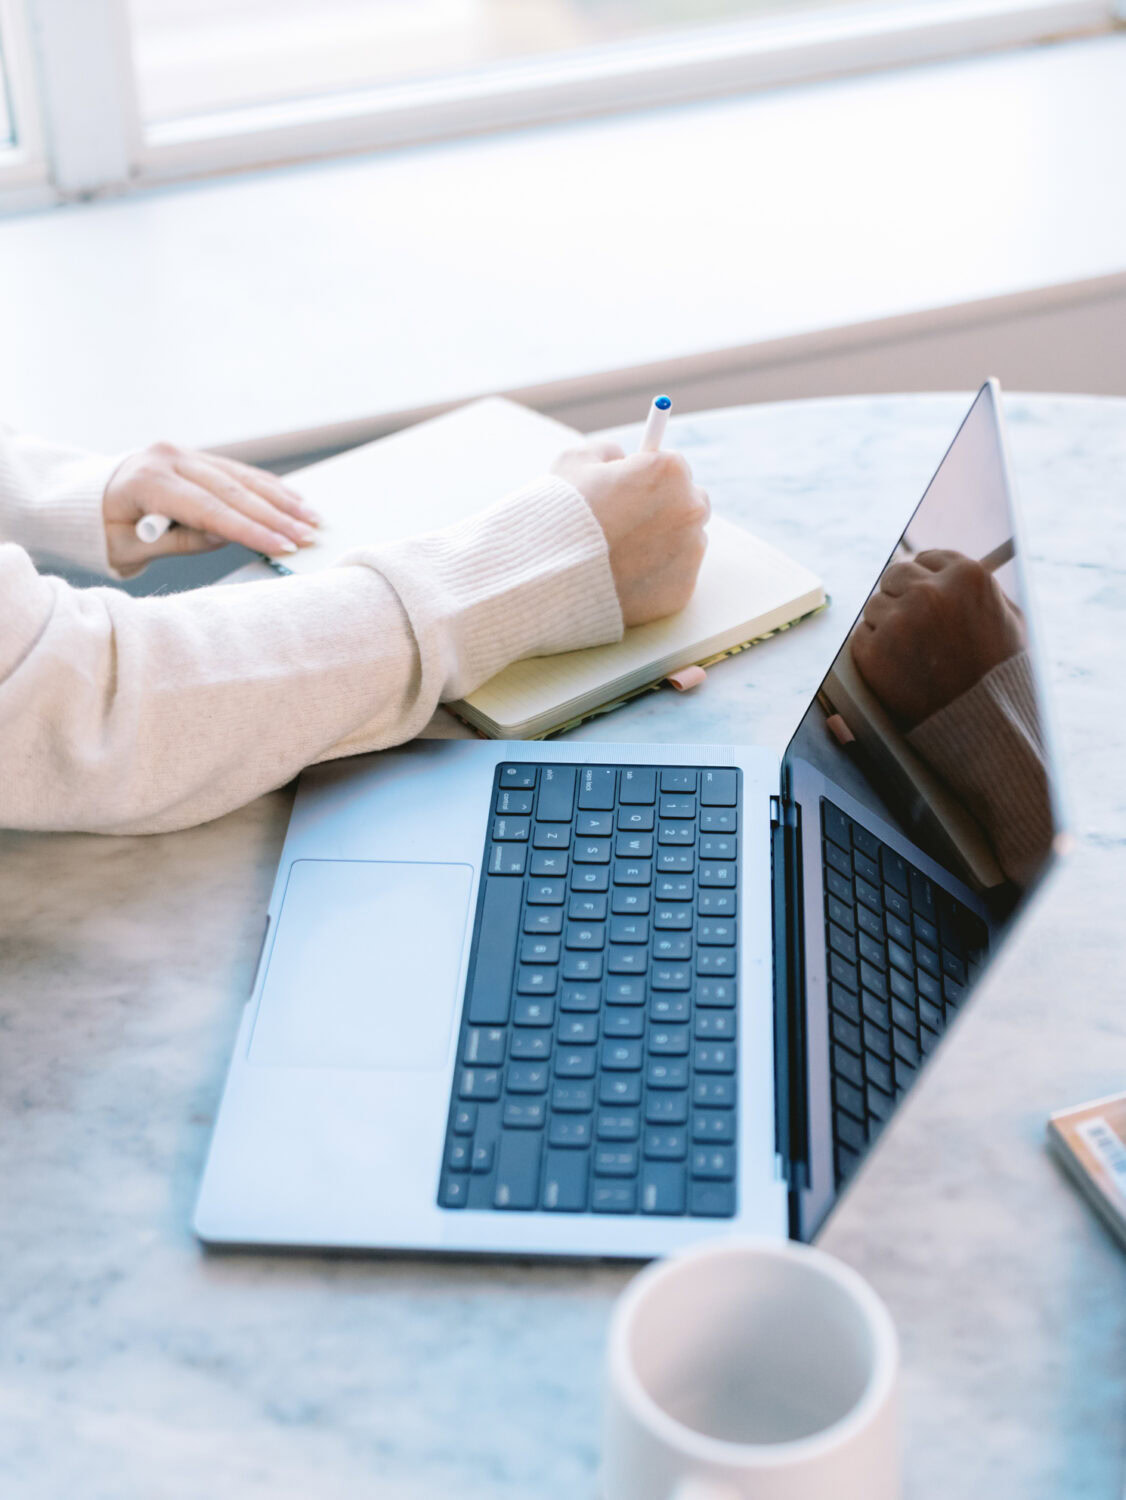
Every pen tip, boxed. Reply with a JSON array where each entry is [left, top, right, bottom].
[[654, 395, 672, 410]]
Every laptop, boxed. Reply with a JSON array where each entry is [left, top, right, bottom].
[[195, 380, 1066, 1255]]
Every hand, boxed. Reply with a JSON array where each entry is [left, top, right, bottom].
[[551, 442, 709, 627], [102, 442, 321, 577], [851, 548, 1026, 727]]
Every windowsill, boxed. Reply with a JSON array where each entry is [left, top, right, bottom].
[[1, 32, 1124, 462]]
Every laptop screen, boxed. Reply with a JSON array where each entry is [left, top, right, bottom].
[[780, 382, 1064, 1232]]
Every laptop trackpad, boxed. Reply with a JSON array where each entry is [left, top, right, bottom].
[[248, 859, 473, 1070]]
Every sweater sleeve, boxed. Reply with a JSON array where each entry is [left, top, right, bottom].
[[906, 651, 1054, 888], [0, 475, 623, 835], [0, 423, 126, 577]]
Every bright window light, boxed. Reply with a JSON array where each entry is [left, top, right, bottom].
[[128, 0, 868, 127], [0, 37, 13, 148]]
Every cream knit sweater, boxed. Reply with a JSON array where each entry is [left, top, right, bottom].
[[0, 425, 623, 836]]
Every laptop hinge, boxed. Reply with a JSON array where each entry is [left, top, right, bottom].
[[771, 791, 810, 1232]]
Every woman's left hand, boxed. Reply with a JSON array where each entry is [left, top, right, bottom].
[[102, 441, 321, 576]]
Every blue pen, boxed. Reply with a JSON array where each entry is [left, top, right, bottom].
[[639, 394, 672, 452]]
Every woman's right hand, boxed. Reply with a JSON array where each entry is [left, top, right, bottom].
[[551, 443, 710, 627]]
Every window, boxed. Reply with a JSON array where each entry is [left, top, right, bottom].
[[129, 0, 871, 130], [1, 0, 1118, 204]]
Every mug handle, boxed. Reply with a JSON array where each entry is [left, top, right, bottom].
[[672, 1481, 743, 1500]]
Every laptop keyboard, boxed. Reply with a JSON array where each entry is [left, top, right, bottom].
[[437, 763, 741, 1218], [821, 798, 987, 1186]]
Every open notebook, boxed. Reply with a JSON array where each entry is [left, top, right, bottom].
[[269, 399, 825, 738]]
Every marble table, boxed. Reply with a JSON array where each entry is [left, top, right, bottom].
[[3, 393, 1125, 1499]]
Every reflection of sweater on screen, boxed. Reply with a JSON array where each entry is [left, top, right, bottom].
[[907, 652, 1054, 888]]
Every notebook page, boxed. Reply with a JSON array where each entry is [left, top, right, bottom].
[[463, 515, 823, 727], [272, 399, 581, 573]]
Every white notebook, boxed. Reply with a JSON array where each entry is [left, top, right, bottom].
[[269, 398, 826, 738]]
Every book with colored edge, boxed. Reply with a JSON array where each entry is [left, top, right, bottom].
[[1047, 1091, 1126, 1253], [267, 398, 826, 739]]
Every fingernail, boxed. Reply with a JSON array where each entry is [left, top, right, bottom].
[[277, 539, 298, 554], [292, 523, 316, 543], [204, 532, 226, 544], [299, 507, 324, 525]]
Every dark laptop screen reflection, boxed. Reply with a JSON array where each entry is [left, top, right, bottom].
[[784, 389, 1055, 931]]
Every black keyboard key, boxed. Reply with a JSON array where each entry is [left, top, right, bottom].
[[565, 923, 606, 951], [697, 889, 736, 916], [916, 943, 941, 980], [556, 1047, 597, 1078], [860, 961, 888, 999], [851, 823, 880, 860], [612, 887, 651, 916], [857, 932, 885, 969], [918, 996, 943, 1032], [824, 840, 851, 878], [693, 1076, 734, 1107], [650, 1027, 690, 1055], [608, 946, 647, 974], [464, 1027, 506, 1065], [884, 911, 911, 948], [619, 768, 656, 804], [488, 844, 527, 876], [528, 850, 568, 878], [569, 893, 607, 921], [471, 1141, 495, 1173], [537, 766, 576, 822], [494, 1132, 542, 1209], [533, 823, 571, 849], [574, 838, 611, 864], [646, 1093, 688, 1124], [517, 965, 558, 996], [602, 1039, 643, 1070], [836, 1111, 866, 1153], [446, 1138, 471, 1171], [606, 977, 646, 1005], [496, 788, 534, 815], [527, 879, 565, 905], [577, 811, 613, 837], [571, 867, 609, 893], [466, 876, 522, 1024], [647, 1059, 689, 1089], [521, 935, 561, 965], [658, 822, 695, 846], [691, 1147, 735, 1180], [698, 920, 736, 946], [692, 1110, 736, 1144], [881, 846, 909, 896], [656, 875, 693, 901], [866, 1054, 893, 1094], [653, 934, 691, 961], [658, 850, 695, 874], [891, 998, 915, 1034], [892, 1028, 919, 1068], [562, 953, 603, 982], [828, 922, 856, 961], [460, 1067, 501, 1101], [493, 816, 530, 841], [835, 1077, 865, 1121], [833, 1044, 864, 1090], [549, 1115, 592, 1148], [695, 1043, 735, 1073], [867, 1082, 893, 1122], [651, 994, 689, 1023], [827, 895, 855, 934], [864, 1019, 891, 1060], [598, 1110, 640, 1140], [698, 862, 736, 888], [500, 764, 537, 789], [645, 1129, 687, 1160], [508, 1061, 549, 1093], [453, 1104, 477, 1135], [916, 967, 942, 1005], [854, 876, 881, 912], [615, 860, 652, 889], [655, 904, 693, 931], [856, 903, 883, 942], [700, 808, 736, 832], [592, 1180, 637, 1213], [514, 995, 555, 1026], [695, 1011, 735, 1041], [825, 867, 853, 905], [690, 1180, 736, 1216], [884, 885, 910, 923], [542, 1150, 588, 1210], [822, 800, 851, 849], [660, 796, 696, 819], [829, 983, 861, 1024], [829, 952, 858, 992], [559, 1014, 599, 1045], [440, 1174, 468, 1208], [832, 1012, 861, 1054], [698, 980, 736, 1008], [618, 806, 655, 832], [641, 1162, 686, 1213], [853, 851, 880, 887], [503, 1098, 546, 1128], [525, 907, 563, 936], [652, 965, 690, 991], [604, 1007, 644, 1038], [553, 1081, 594, 1112], [615, 832, 653, 859], [862, 991, 889, 1030], [610, 915, 649, 944], [700, 835, 736, 861], [578, 767, 616, 810], [601, 1074, 642, 1105], [595, 1146, 639, 1176], [700, 769, 736, 805]]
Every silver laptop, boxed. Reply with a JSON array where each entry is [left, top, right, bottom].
[[195, 381, 1066, 1256]]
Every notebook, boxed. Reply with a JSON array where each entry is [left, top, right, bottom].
[[268, 398, 826, 738]]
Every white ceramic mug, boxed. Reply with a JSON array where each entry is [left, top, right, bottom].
[[602, 1237, 900, 1500]]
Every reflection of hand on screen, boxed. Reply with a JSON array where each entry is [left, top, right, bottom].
[[851, 549, 1026, 728]]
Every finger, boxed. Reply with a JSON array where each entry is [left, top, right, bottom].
[[581, 440, 627, 463], [151, 526, 228, 558], [861, 589, 896, 628], [206, 453, 321, 526], [694, 486, 711, 523], [878, 560, 932, 597], [912, 548, 963, 572], [174, 459, 315, 551], [147, 470, 304, 556]]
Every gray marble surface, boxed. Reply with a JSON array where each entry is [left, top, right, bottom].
[[3, 393, 1126, 1499]]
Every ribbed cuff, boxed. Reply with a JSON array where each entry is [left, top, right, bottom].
[[8, 451, 126, 578], [341, 475, 624, 701]]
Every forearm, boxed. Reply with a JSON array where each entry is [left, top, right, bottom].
[[0, 478, 622, 835], [0, 424, 124, 575], [906, 652, 1053, 887]]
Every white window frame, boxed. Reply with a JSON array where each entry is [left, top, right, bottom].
[[4, 0, 1122, 205], [0, 0, 46, 192]]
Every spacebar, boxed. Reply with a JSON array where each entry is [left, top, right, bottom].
[[466, 876, 521, 1025]]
